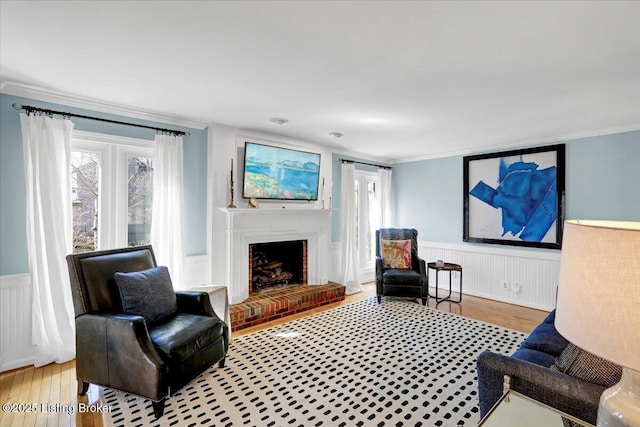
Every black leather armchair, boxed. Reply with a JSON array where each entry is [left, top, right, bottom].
[[66, 245, 229, 418], [375, 228, 428, 305]]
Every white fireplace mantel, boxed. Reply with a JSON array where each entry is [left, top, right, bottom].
[[219, 208, 335, 304]]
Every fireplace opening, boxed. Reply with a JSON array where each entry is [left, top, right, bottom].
[[249, 240, 307, 294]]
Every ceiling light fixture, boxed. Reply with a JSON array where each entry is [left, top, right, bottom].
[[269, 117, 288, 125], [329, 131, 343, 138]]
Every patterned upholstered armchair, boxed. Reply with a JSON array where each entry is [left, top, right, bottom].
[[375, 228, 428, 305]]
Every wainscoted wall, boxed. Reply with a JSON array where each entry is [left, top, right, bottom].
[[2, 244, 557, 370], [331, 240, 559, 311], [328, 242, 342, 284], [184, 255, 211, 289], [420, 242, 560, 311], [0, 255, 211, 372], [0, 273, 33, 372]]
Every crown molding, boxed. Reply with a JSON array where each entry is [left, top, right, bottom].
[[0, 81, 208, 130], [391, 124, 640, 164], [235, 129, 326, 153], [331, 147, 393, 165]]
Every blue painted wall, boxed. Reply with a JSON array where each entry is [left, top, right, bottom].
[[393, 155, 462, 242], [393, 130, 640, 245], [0, 93, 208, 275]]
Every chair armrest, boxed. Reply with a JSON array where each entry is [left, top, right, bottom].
[[176, 291, 230, 350], [477, 350, 604, 425], [414, 256, 427, 283], [76, 313, 167, 400], [375, 256, 383, 275], [176, 291, 222, 321], [375, 256, 383, 290]]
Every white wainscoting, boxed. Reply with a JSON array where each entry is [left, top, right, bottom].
[[329, 240, 560, 311], [0, 273, 34, 372], [419, 241, 560, 311], [328, 242, 342, 284], [184, 255, 211, 289], [0, 255, 212, 373]]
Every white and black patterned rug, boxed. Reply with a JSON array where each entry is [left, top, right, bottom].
[[102, 297, 525, 427]]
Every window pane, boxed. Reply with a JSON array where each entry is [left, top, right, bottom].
[[366, 180, 378, 263], [354, 180, 359, 248], [71, 150, 100, 253], [128, 156, 153, 246]]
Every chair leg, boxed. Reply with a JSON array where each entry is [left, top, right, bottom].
[[152, 398, 166, 419], [421, 297, 427, 306], [77, 380, 89, 396], [377, 295, 382, 303], [218, 357, 226, 368]]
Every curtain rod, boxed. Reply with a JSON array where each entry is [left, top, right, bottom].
[[340, 158, 392, 170], [12, 103, 190, 137]]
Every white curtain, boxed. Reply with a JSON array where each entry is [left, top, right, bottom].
[[150, 133, 185, 289], [340, 162, 363, 294], [20, 113, 76, 367], [379, 167, 392, 228]]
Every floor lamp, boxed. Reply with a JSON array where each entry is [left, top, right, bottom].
[[555, 220, 640, 426]]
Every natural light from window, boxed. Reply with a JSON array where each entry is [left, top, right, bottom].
[[70, 132, 154, 252]]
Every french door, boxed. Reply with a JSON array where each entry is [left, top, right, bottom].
[[354, 170, 381, 280]]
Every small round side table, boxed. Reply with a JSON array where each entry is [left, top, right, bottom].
[[427, 262, 462, 303]]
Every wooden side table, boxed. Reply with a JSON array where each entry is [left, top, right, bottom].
[[188, 285, 232, 342], [427, 262, 462, 303]]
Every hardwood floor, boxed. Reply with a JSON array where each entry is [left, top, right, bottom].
[[0, 283, 548, 427]]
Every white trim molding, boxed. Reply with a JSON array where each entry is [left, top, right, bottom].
[[1, 81, 208, 130], [421, 241, 561, 261], [392, 124, 640, 163]]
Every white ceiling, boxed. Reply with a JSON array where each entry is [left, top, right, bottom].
[[1, 1, 639, 162]]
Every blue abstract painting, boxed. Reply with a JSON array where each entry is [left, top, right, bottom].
[[464, 145, 565, 248], [470, 158, 557, 241]]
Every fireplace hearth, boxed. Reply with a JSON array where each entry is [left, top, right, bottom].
[[229, 282, 346, 331]]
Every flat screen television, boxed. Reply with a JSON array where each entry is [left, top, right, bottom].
[[242, 142, 321, 201]]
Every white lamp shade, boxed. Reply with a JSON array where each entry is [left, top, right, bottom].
[[555, 220, 640, 372]]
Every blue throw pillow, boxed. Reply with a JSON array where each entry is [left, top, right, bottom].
[[114, 266, 177, 324]]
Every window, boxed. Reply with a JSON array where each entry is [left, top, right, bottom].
[[126, 156, 154, 247], [354, 170, 381, 277], [71, 150, 100, 251], [71, 131, 154, 252]]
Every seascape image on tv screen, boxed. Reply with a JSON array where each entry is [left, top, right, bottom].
[[243, 142, 321, 200]]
